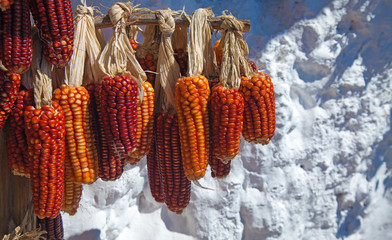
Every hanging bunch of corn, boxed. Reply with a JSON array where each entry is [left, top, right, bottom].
[[136, 25, 160, 86], [0, 0, 32, 74], [97, 2, 146, 180], [209, 14, 250, 179], [30, 0, 74, 67], [153, 10, 191, 212], [175, 8, 217, 181], [51, 5, 104, 184], [0, 70, 21, 131], [7, 88, 34, 177], [239, 72, 275, 145], [0, 0, 13, 11], [36, 214, 64, 240]]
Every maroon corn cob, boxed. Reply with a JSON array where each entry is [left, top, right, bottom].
[[24, 101, 65, 219], [8, 89, 34, 177], [37, 214, 64, 240], [0, 70, 21, 131], [156, 112, 191, 213], [0, 0, 32, 74], [146, 133, 164, 203], [30, 0, 74, 67]]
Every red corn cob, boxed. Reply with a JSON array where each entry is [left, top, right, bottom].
[[210, 85, 244, 163], [30, 0, 74, 67], [0, 70, 20, 131], [239, 72, 276, 145], [209, 153, 231, 178], [0, 0, 32, 74], [128, 81, 155, 164], [24, 101, 65, 219], [146, 132, 164, 203], [37, 214, 64, 240], [7, 89, 34, 177], [156, 112, 191, 213]]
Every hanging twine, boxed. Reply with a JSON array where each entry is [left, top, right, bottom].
[[156, 9, 182, 112], [219, 12, 253, 89], [187, 8, 218, 77]]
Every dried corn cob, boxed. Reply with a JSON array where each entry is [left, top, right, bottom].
[[147, 133, 164, 203], [0, 0, 32, 73], [213, 39, 222, 69], [239, 72, 275, 145], [37, 214, 64, 240], [247, 59, 257, 72], [30, 0, 74, 67], [128, 81, 155, 164], [137, 53, 157, 86], [210, 86, 244, 163], [175, 75, 210, 181], [61, 155, 82, 215], [0, 70, 20, 131], [209, 153, 231, 178], [156, 112, 191, 213], [8, 89, 34, 177], [0, 0, 13, 11], [24, 101, 65, 219], [174, 48, 188, 77], [52, 84, 98, 184]]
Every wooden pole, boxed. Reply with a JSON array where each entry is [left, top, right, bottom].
[[94, 11, 251, 32], [0, 126, 35, 237]]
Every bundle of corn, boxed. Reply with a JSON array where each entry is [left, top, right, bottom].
[[30, 0, 74, 67], [175, 8, 217, 181], [36, 214, 64, 240], [0, 0, 13, 11], [0, 70, 21, 131], [136, 25, 160, 86], [97, 2, 146, 180], [127, 80, 155, 164], [153, 10, 191, 212], [25, 33, 65, 219], [239, 72, 275, 145], [0, 0, 32, 74], [8, 88, 34, 177], [146, 134, 164, 203]]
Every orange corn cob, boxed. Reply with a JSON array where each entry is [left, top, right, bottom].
[[24, 101, 65, 219], [8, 89, 34, 177], [0, 70, 20, 131], [213, 39, 222, 69], [175, 75, 210, 181], [0, 0, 13, 11], [239, 72, 275, 145], [52, 85, 98, 184], [128, 81, 155, 164], [147, 133, 164, 203], [61, 155, 82, 216], [0, 0, 32, 74], [209, 153, 231, 178], [156, 112, 191, 213], [30, 0, 74, 67], [37, 214, 64, 240], [210, 86, 244, 163]]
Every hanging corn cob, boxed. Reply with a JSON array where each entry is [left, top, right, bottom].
[[97, 2, 147, 180], [61, 154, 82, 215], [8, 88, 34, 177], [146, 134, 164, 203], [175, 8, 217, 181], [128, 81, 155, 164], [154, 10, 191, 212], [156, 112, 190, 213], [0, 0, 13, 11], [213, 38, 222, 70], [30, 0, 74, 67], [209, 153, 231, 178], [0, 70, 21, 131], [136, 25, 159, 86], [172, 25, 189, 76], [0, 0, 32, 74], [36, 214, 64, 240], [239, 72, 275, 145]]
